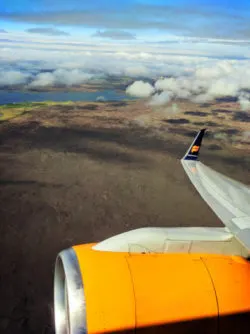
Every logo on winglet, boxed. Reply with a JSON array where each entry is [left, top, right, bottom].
[[191, 145, 200, 153]]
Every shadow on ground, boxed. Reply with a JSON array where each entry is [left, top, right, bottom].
[[233, 111, 250, 122]]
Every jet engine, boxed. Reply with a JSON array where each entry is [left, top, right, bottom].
[[54, 234, 250, 334]]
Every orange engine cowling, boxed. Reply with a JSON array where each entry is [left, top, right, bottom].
[[54, 244, 250, 334]]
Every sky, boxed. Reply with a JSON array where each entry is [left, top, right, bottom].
[[0, 0, 250, 108], [1, 0, 250, 40]]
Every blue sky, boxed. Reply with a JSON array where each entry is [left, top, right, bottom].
[[0, 0, 250, 40]]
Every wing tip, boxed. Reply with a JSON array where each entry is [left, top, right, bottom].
[[182, 128, 207, 161]]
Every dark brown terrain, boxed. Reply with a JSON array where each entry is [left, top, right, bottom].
[[0, 99, 249, 333]]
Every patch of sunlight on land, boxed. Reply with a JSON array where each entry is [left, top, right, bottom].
[[36, 100, 74, 106], [0, 103, 33, 121], [0, 101, 76, 122]]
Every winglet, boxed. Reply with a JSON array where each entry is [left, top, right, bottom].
[[182, 129, 206, 161]]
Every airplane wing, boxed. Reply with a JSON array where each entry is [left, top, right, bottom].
[[181, 129, 250, 250], [54, 130, 250, 334]]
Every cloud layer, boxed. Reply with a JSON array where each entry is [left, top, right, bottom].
[[126, 60, 250, 110], [0, 70, 30, 86], [26, 27, 70, 36], [93, 30, 136, 40], [0, 33, 250, 111], [29, 69, 93, 87]]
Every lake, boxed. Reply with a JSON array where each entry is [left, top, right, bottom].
[[0, 90, 135, 105]]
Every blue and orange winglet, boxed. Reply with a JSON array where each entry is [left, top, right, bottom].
[[183, 128, 206, 161]]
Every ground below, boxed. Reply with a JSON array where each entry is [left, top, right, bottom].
[[0, 100, 249, 333]]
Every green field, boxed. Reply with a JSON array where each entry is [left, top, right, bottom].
[[0, 101, 75, 122]]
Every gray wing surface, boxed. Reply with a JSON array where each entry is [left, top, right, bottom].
[[181, 129, 250, 250]]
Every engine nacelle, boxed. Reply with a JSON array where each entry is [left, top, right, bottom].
[[54, 243, 250, 334]]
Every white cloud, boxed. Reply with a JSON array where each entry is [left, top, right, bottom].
[[155, 78, 178, 92], [126, 80, 155, 97], [148, 91, 171, 106], [29, 72, 55, 87], [238, 93, 250, 111], [148, 60, 250, 109], [191, 94, 212, 103], [207, 79, 239, 98], [0, 70, 30, 86], [96, 96, 106, 101], [29, 69, 94, 87], [123, 65, 148, 77]]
